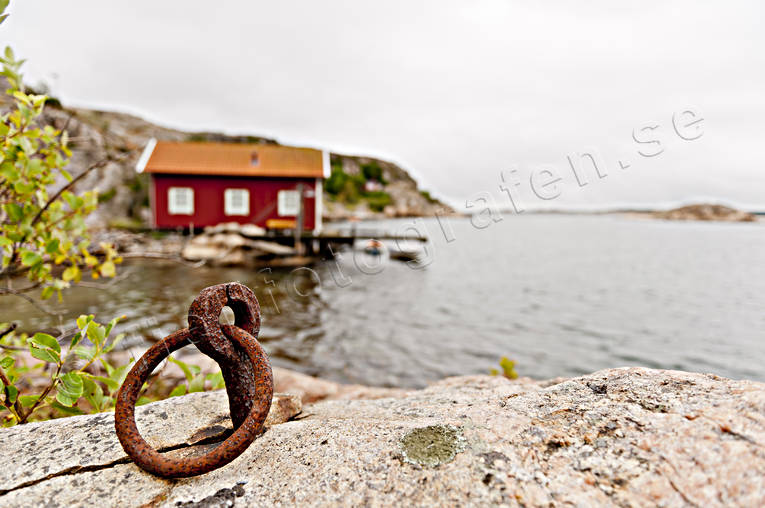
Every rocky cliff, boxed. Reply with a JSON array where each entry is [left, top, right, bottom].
[[1, 367, 762, 507], [23, 99, 451, 228]]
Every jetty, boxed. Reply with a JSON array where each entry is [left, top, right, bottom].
[[180, 222, 427, 266]]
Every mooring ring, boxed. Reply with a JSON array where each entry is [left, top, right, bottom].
[[114, 324, 273, 478], [188, 282, 262, 428]]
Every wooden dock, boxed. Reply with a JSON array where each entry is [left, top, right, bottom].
[[248, 227, 427, 257]]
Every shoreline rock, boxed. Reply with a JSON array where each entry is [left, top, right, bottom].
[[1, 367, 763, 507]]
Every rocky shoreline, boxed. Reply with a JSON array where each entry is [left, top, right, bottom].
[[1, 367, 762, 507]]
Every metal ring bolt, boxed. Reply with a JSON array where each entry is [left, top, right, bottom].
[[114, 282, 273, 478]]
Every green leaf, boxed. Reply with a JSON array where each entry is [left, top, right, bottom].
[[100, 260, 116, 277], [29, 345, 60, 364], [103, 333, 125, 354], [86, 322, 105, 347], [70, 331, 83, 349], [50, 400, 85, 416], [109, 363, 132, 387], [76, 314, 92, 330], [20, 250, 41, 267], [99, 357, 115, 377], [136, 396, 151, 406], [499, 356, 518, 380], [40, 286, 55, 300], [13, 180, 35, 194], [0, 356, 14, 369], [205, 371, 225, 390], [92, 375, 119, 392], [5, 203, 24, 222], [82, 376, 105, 411], [188, 373, 205, 393], [5, 384, 18, 404], [168, 357, 194, 383], [169, 385, 187, 398], [72, 345, 95, 361], [56, 371, 84, 406], [104, 316, 119, 337], [62, 265, 79, 282], [0, 236, 12, 247], [18, 395, 40, 408], [5, 203, 22, 222], [45, 238, 60, 254], [30, 333, 61, 353]]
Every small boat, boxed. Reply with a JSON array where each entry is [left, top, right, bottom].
[[364, 239, 384, 256], [389, 249, 420, 262]]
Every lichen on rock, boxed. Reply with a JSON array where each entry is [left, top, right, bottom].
[[400, 425, 467, 468]]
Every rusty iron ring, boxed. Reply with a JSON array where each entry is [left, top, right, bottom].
[[114, 283, 273, 478], [188, 283, 261, 428], [114, 325, 273, 478]]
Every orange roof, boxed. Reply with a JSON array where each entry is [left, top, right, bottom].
[[137, 140, 326, 178]]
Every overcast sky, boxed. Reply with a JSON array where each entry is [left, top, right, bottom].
[[4, 1, 764, 210]]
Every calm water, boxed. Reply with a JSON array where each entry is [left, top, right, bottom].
[[4, 215, 765, 387]]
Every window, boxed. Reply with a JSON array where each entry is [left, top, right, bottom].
[[278, 190, 300, 216], [167, 187, 194, 215], [224, 188, 250, 216]]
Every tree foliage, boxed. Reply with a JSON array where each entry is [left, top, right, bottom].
[[0, 1, 130, 426], [0, 315, 131, 424], [0, 2, 119, 301], [0, 2, 225, 426], [325, 159, 391, 210]]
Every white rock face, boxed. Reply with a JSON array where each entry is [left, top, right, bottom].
[[0, 368, 763, 507]]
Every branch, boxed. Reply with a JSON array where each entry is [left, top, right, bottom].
[[0, 323, 23, 351], [0, 288, 64, 317], [0, 365, 24, 422], [0, 283, 41, 295], [31, 154, 125, 227], [74, 266, 134, 289], [0, 343, 25, 352], [120, 252, 206, 268], [17, 362, 62, 424], [0, 322, 17, 340]]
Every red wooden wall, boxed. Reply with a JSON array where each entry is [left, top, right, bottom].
[[151, 174, 318, 229]]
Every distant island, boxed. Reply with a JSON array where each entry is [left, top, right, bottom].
[[652, 204, 757, 223]]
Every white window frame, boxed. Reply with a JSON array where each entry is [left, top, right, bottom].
[[224, 188, 250, 216], [167, 187, 194, 215], [277, 190, 300, 217]]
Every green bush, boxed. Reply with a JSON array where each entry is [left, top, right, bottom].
[[365, 191, 392, 212], [489, 356, 519, 380], [360, 161, 386, 184], [338, 178, 361, 204], [0, 1, 196, 426], [420, 190, 438, 203], [325, 167, 348, 195], [326, 160, 390, 211]]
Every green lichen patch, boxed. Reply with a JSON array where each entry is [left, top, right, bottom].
[[400, 425, 466, 468]]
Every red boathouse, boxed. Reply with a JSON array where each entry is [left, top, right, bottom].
[[136, 139, 328, 232]]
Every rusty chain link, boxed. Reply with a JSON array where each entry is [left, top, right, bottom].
[[114, 282, 273, 478]]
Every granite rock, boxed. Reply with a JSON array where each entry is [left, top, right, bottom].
[[0, 368, 763, 507]]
